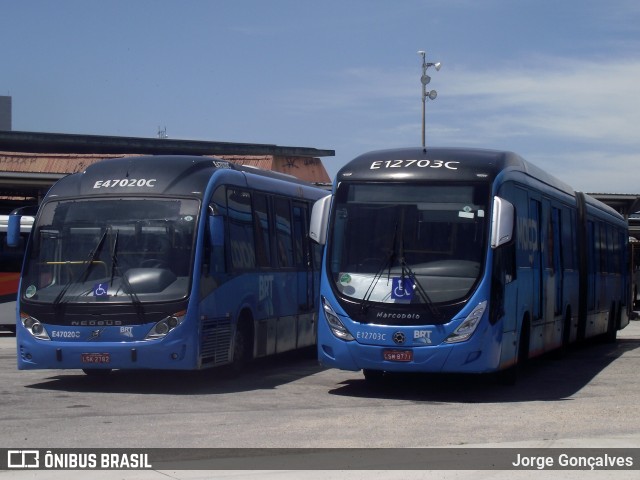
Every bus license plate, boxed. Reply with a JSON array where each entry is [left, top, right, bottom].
[[81, 353, 110, 364], [383, 349, 413, 362]]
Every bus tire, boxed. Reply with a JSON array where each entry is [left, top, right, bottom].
[[562, 308, 572, 349], [553, 308, 572, 359], [363, 369, 385, 383], [604, 304, 617, 343], [498, 316, 530, 385], [232, 314, 253, 372]]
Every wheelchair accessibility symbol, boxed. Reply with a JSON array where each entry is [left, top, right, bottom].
[[391, 277, 414, 301], [93, 282, 109, 297]]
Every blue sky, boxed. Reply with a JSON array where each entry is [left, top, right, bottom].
[[2, 0, 639, 193]]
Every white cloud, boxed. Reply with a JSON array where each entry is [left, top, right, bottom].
[[443, 57, 640, 147], [284, 54, 640, 192], [530, 150, 640, 194]]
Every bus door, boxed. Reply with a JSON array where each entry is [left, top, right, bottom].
[[551, 206, 563, 317], [529, 198, 543, 322], [587, 221, 597, 313]]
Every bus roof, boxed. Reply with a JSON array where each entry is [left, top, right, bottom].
[[44, 155, 325, 199], [336, 147, 575, 195]]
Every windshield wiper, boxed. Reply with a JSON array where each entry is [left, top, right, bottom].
[[360, 220, 399, 314], [398, 257, 442, 319], [109, 229, 145, 320], [396, 226, 442, 319], [53, 228, 109, 306], [109, 229, 119, 286]]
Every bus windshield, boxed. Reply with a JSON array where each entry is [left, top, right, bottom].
[[20, 197, 200, 305], [329, 183, 489, 305]]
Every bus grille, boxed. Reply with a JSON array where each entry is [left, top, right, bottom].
[[200, 316, 232, 366]]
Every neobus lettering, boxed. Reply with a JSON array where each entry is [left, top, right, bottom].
[[93, 178, 157, 189], [370, 159, 459, 170], [70, 320, 123, 326]]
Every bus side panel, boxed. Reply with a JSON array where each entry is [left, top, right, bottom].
[[497, 178, 580, 369]]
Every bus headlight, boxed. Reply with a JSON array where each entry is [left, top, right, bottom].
[[322, 296, 354, 341], [20, 312, 51, 340], [445, 301, 487, 344], [145, 310, 186, 340]]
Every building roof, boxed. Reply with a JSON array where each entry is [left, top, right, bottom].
[[0, 130, 334, 158], [0, 131, 334, 204]]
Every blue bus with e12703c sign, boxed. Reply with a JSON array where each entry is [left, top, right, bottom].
[[309, 147, 630, 383]]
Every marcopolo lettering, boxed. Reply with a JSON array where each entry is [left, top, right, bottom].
[[376, 312, 421, 320]]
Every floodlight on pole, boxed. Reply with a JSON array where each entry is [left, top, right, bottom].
[[418, 51, 441, 148]]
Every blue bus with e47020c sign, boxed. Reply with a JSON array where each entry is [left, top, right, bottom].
[[9, 155, 329, 375]]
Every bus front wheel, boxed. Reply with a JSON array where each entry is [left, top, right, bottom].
[[498, 318, 530, 385], [231, 317, 253, 372], [363, 369, 385, 383]]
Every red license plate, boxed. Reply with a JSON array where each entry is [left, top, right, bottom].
[[383, 349, 413, 362], [81, 353, 111, 364]]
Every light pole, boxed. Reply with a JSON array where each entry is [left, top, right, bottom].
[[418, 51, 441, 148]]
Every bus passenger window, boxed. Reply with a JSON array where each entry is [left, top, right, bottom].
[[227, 188, 256, 270], [274, 198, 293, 268], [252, 193, 271, 268]]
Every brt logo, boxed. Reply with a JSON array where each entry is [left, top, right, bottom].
[[258, 275, 274, 302], [413, 330, 432, 344]]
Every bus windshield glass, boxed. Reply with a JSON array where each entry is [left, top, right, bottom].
[[329, 183, 489, 305], [20, 197, 200, 305]]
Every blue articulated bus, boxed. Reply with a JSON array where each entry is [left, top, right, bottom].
[[9, 155, 329, 374], [309, 147, 630, 382]]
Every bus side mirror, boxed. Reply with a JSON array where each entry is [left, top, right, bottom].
[[309, 194, 332, 245], [7, 214, 21, 247], [491, 196, 514, 249], [7, 209, 35, 247]]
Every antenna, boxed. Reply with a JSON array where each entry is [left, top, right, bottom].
[[157, 126, 168, 139]]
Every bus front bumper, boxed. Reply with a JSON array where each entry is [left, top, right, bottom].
[[318, 325, 502, 374], [17, 335, 197, 371]]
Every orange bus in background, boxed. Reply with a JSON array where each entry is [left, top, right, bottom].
[[0, 214, 33, 333]]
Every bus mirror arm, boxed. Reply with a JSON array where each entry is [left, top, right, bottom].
[[309, 194, 332, 245], [491, 196, 514, 249]]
